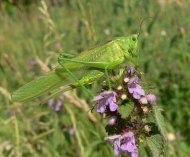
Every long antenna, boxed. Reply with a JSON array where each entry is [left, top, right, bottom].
[[137, 17, 153, 38]]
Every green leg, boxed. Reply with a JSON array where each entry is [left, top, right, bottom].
[[104, 67, 112, 90], [60, 52, 76, 58], [58, 56, 95, 97]]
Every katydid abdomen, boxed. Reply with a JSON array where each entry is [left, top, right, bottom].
[[12, 64, 86, 102]]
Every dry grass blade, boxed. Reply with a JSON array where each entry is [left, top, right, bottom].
[[64, 91, 98, 123], [0, 86, 11, 100]]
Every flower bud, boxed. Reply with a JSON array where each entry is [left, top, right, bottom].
[[167, 132, 176, 142], [146, 94, 156, 103], [141, 106, 149, 114], [144, 125, 151, 132], [48, 99, 54, 107], [108, 116, 117, 125], [103, 113, 106, 118], [121, 94, 127, 100], [126, 66, 135, 75], [124, 77, 130, 83], [117, 85, 123, 90], [139, 97, 148, 104]]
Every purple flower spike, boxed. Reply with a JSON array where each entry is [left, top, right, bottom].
[[146, 94, 156, 103], [55, 100, 62, 112], [92, 91, 118, 113], [105, 131, 138, 157]]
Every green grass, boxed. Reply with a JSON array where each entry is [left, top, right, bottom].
[[0, 0, 190, 156]]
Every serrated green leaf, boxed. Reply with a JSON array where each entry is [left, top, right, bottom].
[[138, 142, 149, 157], [144, 113, 155, 123], [146, 134, 164, 157], [153, 105, 167, 140], [118, 102, 134, 118]]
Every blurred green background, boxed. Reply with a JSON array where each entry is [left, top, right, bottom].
[[0, 0, 190, 156]]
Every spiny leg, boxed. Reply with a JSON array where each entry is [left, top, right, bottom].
[[58, 55, 95, 97]]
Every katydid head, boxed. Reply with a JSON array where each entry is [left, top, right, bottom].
[[127, 34, 138, 56], [116, 34, 138, 63]]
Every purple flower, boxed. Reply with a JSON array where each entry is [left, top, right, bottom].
[[92, 91, 118, 113], [128, 76, 145, 99], [68, 127, 74, 135], [55, 41, 62, 50], [55, 100, 62, 112], [28, 59, 37, 66], [104, 134, 122, 156], [48, 99, 54, 107], [48, 94, 64, 111], [105, 131, 138, 157], [108, 116, 117, 125], [146, 94, 156, 103], [128, 75, 139, 85], [60, 94, 64, 100], [113, 138, 121, 156], [126, 66, 135, 76], [120, 132, 138, 157]]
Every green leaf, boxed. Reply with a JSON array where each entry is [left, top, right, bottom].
[[138, 142, 149, 157], [118, 102, 134, 118], [146, 134, 164, 157], [152, 105, 167, 140], [143, 113, 155, 123]]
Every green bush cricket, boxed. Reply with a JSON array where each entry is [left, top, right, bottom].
[[12, 34, 138, 102]]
